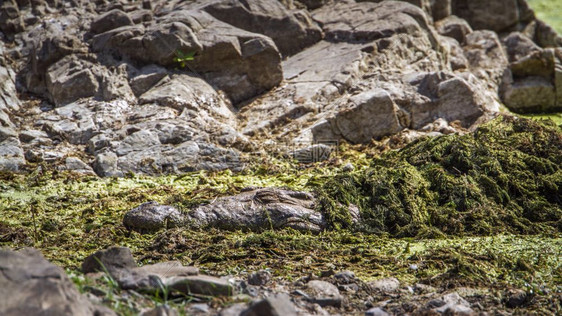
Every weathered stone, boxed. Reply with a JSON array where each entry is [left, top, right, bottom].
[[335, 89, 403, 143], [188, 188, 325, 232], [556, 56, 562, 106], [0, 0, 24, 38], [116, 261, 199, 290], [167, 275, 234, 297], [46, 55, 100, 106], [82, 246, 137, 275], [0, 126, 17, 142], [95, 10, 282, 104], [369, 277, 400, 293], [510, 49, 556, 78], [130, 64, 168, 97], [0, 248, 115, 316], [25, 149, 43, 163], [198, 0, 322, 56], [241, 293, 297, 316], [502, 32, 541, 62], [314, 1, 437, 44], [0, 137, 25, 171], [442, 36, 469, 70], [129, 9, 153, 24], [463, 30, 508, 72], [436, 15, 473, 44], [43, 109, 97, 145], [138, 74, 228, 113], [451, 0, 519, 32], [59, 157, 96, 175], [24, 33, 89, 96], [306, 280, 342, 307], [0, 53, 21, 113], [93, 151, 123, 177], [123, 201, 186, 233], [115, 130, 160, 157], [248, 270, 272, 286], [220, 303, 249, 316], [18, 129, 49, 143], [90, 9, 134, 34], [505, 289, 527, 308], [437, 76, 484, 127], [296, 0, 328, 10], [503, 76, 556, 113], [334, 270, 356, 285], [435, 292, 474, 315]]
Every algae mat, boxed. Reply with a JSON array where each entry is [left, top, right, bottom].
[[1, 116, 561, 314]]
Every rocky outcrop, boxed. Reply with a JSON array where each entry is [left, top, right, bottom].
[[241, 1, 501, 145], [91, 9, 282, 104], [0, 0, 560, 176], [0, 248, 115, 316]]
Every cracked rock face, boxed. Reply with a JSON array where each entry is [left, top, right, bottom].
[[0, 0, 560, 174]]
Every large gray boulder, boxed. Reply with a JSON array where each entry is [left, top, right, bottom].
[[0, 248, 115, 316], [327, 89, 403, 143]]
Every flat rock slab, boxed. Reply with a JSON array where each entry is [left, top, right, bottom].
[[116, 261, 199, 291], [167, 275, 234, 297]]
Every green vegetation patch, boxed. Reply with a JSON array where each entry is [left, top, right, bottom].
[[527, 0, 562, 34], [316, 116, 562, 237], [1, 116, 561, 314]]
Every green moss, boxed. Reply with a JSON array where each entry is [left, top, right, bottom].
[[318, 116, 562, 236]]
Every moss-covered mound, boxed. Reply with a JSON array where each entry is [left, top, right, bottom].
[[317, 116, 562, 237]]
